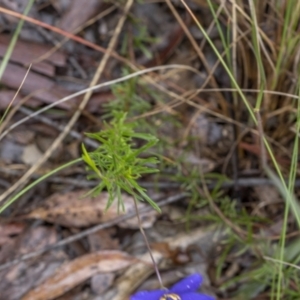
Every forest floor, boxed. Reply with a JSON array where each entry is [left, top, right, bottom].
[[0, 1, 299, 299]]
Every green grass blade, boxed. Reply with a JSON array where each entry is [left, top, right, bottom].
[[0, 0, 35, 80]]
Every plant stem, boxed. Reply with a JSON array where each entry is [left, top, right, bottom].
[[132, 194, 164, 289]]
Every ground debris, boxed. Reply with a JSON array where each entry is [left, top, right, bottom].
[[23, 190, 158, 228], [22, 250, 134, 300], [0, 226, 67, 300]]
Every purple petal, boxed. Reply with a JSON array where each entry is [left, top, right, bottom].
[[180, 292, 215, 300], [170, 274, 203, 293], [130, 289, 165, 300]]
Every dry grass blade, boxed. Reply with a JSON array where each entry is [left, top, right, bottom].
[[0, 64, 31, 127], [165, 0, 226, 108]]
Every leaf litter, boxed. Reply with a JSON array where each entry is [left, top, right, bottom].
[[23, 190, 158, 228], [22, 250, 135, 300], [0, 1, 234, 298], [1, 0, 296, 299], [0, 226, 67, 300]]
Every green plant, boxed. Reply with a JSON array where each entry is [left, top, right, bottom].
[[103, 69, 152, 119], [121, 24, 157, 59], [82, 110, 166, 287], [82, 110, 160, 211]]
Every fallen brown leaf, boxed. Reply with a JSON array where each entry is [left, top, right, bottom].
[[24, 190, 158, 228], [22, 250, 135, 300], [1, 62, 79, 109], [88, 229, 119, 251], [0, 34, 66, 77], [0, 34, 66, 68]]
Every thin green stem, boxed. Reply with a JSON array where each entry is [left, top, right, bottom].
[[0, 0, 34, 80], [275, 89, 300, 299], [132, 191, 164, 289]]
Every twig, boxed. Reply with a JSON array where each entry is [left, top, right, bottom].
[[0, 65, 32, 134], [1, 163, 300, 189], [48, 177, 300, 189]]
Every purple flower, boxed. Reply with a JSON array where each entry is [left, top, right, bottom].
[[130, 273, 215, 300]]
